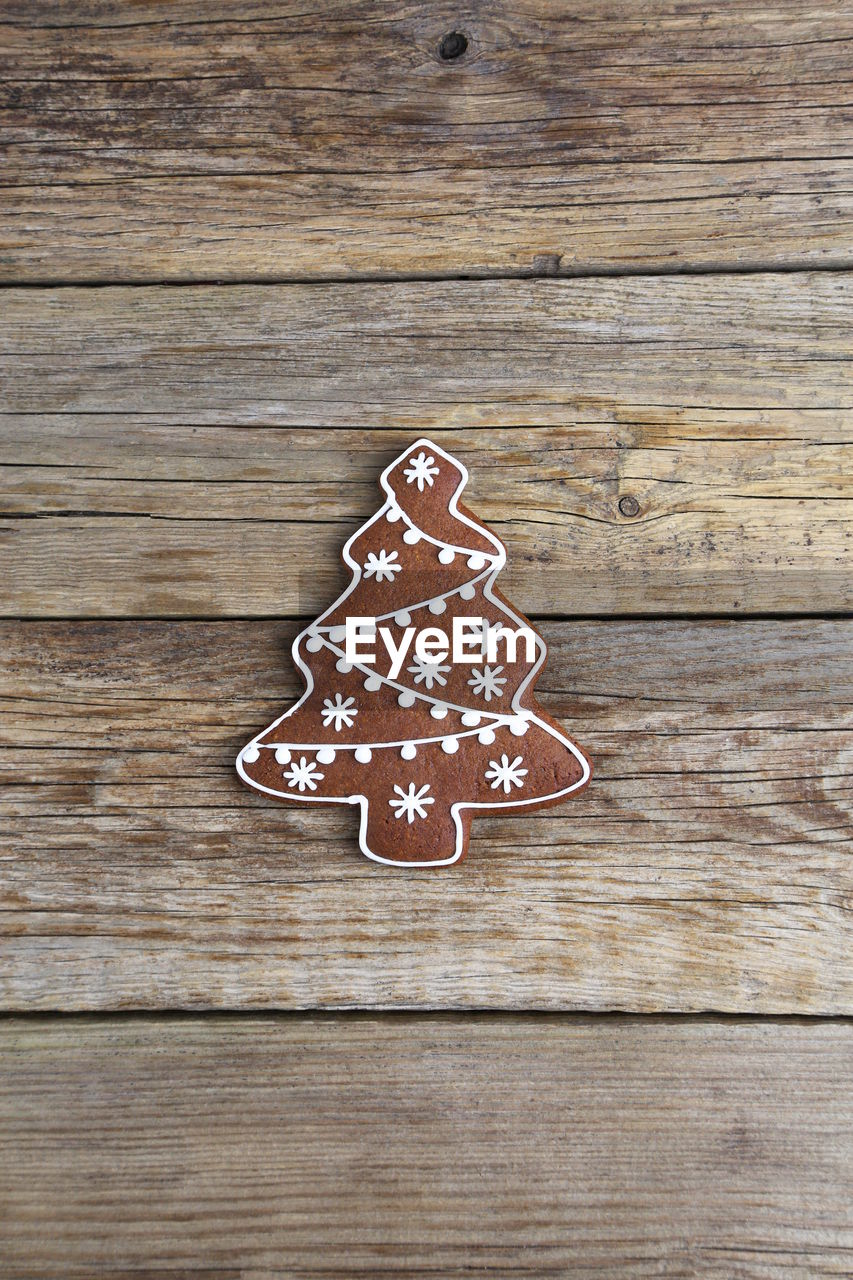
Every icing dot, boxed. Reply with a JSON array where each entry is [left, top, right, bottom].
[[305, 634, 324, 653], [401, 742, 417, 760], [477, 728, 496, 745], [428, 598, 447, 615], [329, 626, 347, 643], [364, 674, 383, 692], [354, 746, 372, 764], [438, 547, 455, 565], [468, 554, 486, 570], [461, 711, 481, 727], [442, 737, 459, 754], [430, 703, 448, 720], [509, 716, 530, 736], [459, 583, 476, 600], [387, 504, 402, 523], [395, 610, 411, 627], [241, 744, 260, 763], [398, 690, 416, 708], [317, 747, 336, 765], [403, 528, 421, 545], [336, 658, 353, 673], [274, 747, 291, 765]]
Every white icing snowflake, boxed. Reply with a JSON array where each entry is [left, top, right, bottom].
[[484, 754, 528, 795], [468, 664, 507, 702], [389, 782, 435, 824], [284, 756, 325, 793], [407, 654, 451, 689], [363, 549, 402, 583], [321, 693, 358, 731], [403, 451, 440, 492]]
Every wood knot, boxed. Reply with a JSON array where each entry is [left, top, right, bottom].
[[438, 31, 468, 60], [618, 495, 641, 519]]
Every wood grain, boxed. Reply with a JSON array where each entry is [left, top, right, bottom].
[[3, 275, 851, 617], [2, 618, 850, 1012], [2, 1014, 852, 1277], [2, 1, 853, 281], [3, 0, 850, 1262]]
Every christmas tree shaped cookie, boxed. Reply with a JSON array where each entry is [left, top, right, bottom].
[[237, 440, 591, 865]]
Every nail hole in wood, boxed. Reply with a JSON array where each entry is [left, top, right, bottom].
[[618, 495, 641, 518], [439, 31, 468, 60]]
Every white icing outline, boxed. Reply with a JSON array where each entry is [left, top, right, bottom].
[[236, 438, 591, 867]]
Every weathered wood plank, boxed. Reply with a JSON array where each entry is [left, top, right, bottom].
[[2, 1015, 852, 1277], [2, 619, 850, 1012], [2, 276, 851, 617], [2, 0, 853, 280]]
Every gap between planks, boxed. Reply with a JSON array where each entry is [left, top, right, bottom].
[[4, 258, 853, 290]]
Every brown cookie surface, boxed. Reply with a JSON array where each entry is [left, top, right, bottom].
[[238, 440, 591, 866]]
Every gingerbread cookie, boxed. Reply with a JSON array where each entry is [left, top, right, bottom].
[[237, 439, 591, 866]]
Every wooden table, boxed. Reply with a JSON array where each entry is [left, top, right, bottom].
[[1, 2, 851, 1274]]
